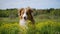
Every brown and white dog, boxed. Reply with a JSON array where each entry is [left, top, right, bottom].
[[18, 7, 35, 29]]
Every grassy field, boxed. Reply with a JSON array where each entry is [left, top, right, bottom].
[[0, 17, 60, 34], [0, 7, 60, 34]]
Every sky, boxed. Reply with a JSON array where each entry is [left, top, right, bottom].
[[0, 0, 60, 9]]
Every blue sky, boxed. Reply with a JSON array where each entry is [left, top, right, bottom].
[[0, 0, 60, 9]]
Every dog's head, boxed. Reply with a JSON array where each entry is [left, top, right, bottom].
[[18, 7, 33, 20]]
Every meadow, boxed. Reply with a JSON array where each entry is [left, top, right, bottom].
[[0, 17, 60, 34], [0, 8, 60, 34]]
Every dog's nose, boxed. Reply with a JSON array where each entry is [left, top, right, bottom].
[[24, 17, 27, 20]]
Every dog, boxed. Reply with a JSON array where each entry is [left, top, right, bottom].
[[18, 7, 35, 34], [18, 7, 35, 27]]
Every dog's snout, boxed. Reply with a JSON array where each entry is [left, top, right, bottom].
[[24, 17, 27, 20]]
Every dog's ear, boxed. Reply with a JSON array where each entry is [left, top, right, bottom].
[[29, 9, 33, 13], [18, 8, 24, 16], [27, 7, 33, 13]]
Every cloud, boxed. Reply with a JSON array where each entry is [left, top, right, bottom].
[[0, 0, 60, 9]]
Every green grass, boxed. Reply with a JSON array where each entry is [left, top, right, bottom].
[[0, 17, 60, 34], [0, 23, 20, 34]]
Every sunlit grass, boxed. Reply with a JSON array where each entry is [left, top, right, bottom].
[[0, 17, 60, 34]]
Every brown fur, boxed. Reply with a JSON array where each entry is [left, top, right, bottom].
[[18, 7, 35, 24], [18, 7, 35, 34]]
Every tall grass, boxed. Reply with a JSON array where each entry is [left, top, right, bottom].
[[0, 23, 20, 34], [0, 17, 60, 34]]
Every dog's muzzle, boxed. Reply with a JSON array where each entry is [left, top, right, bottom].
[[24, 17, 27, 20]]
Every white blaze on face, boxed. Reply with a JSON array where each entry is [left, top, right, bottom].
[[23, 9, 27, 19], [19, 8, 28, 28]]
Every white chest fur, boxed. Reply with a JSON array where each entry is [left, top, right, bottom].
[[19, 19, 27, 28]]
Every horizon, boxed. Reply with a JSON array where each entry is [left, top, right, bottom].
[[0, 0, 60, 9], [0, 7, 60, 10]]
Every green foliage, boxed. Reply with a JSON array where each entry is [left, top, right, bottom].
[[26, 20, 60, 34], [0, 18, 60, 34], [0, 9, 17, 17], [0, 8, 60, 17], [36, 20, 60, 34], [0, 23, 20, 34], [0, 8, 60, 34], [50, 9, 60, 16]]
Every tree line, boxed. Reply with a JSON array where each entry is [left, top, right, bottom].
[[0, 8, 60, 17]]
